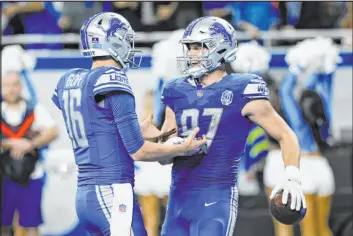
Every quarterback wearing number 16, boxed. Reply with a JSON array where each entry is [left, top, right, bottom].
[[160, 16, 307, 236], [52, 12, 206, 236]]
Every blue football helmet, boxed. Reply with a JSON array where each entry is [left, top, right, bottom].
[[79, 12, 141, 69], [177, 16, 237, 78]]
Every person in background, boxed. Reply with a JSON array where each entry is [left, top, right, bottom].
[[1, 46, 59, 236], [112, 2, 144, 31], [229, 2, 279, 39], [265, 38, 339, 236], [203, 2, 232, 22], [2, 1, 25, 37], [58, 2, 107, 49], [148, 2, 202, 31], [2, 2, 63, 49], [341, 2, 352, 46]]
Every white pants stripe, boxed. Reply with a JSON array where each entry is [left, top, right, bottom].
[[226, 186, 238, 236], [95, 183, 134, 236]]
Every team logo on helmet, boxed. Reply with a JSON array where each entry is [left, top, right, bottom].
[[99, 17, 128, 42], [183, 17, 206, 38], [209, 22, 232, 46]]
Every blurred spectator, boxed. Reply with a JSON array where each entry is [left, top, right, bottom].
[[341, 2, 353, 28], [278, 2, 346, 29], [274, 2, 301, 29], [203, 2, 232, 22], [2, 2, 63, 49], [2, 2, 25, 36], [229, 2, 279, 39], [58, 2, 104, 49], [112, 2, 144, 31], [1, 46, 59, 236], [148, 2, 202, 31], [341, 2, 352, 46], [275, 2, 346, 45]]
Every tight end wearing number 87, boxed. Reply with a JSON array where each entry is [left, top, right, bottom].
[[159, 16, 304, 236]]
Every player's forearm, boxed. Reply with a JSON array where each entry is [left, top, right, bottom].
[[278, 129, 300, 167], [30, 126, 59, 149], [131, 141, 183, 162]]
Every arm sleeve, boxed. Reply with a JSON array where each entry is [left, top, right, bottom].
[[106, 92, 145, 155]]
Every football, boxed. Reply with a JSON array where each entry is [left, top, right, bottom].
[[270, 191, 307, 225]]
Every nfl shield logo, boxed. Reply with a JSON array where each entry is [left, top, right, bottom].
[[119, 204, 127, 213], [221, 90, 233, 106]]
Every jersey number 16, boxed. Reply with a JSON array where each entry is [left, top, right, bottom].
[[62, 89, 89, 148]]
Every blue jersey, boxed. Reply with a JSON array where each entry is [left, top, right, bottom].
[[52, 66, 136, 186], [161, 73, 269, 189]]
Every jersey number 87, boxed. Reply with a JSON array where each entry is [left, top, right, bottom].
[[181, 108, 223, 149]]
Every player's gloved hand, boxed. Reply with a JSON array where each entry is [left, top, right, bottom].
[[181, 127, 207, 156], [270, 165, 307, 211]]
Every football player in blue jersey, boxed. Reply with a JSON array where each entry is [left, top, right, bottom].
[[51, 12, 206, 236], [159, 16, 307, 236]]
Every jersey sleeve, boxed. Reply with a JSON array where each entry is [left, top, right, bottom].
[[242, 76, 270, 101], [93, 68, 133, 97], [160, 79, 175, 110]]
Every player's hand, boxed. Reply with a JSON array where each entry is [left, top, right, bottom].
[[270, 166, 307, 211], [181, 127, 207, 156], [9, 138, 34, 159], [140, 114, 176, 140], [140, 114, 162, 140]]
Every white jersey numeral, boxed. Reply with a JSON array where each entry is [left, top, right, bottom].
[[62, 89, 88, 148], [181, 108, 223, 148]]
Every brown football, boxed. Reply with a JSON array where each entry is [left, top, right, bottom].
[[270, 191, 307, 225]]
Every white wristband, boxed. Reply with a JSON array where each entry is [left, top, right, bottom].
[[285, 165, 301, 183]]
